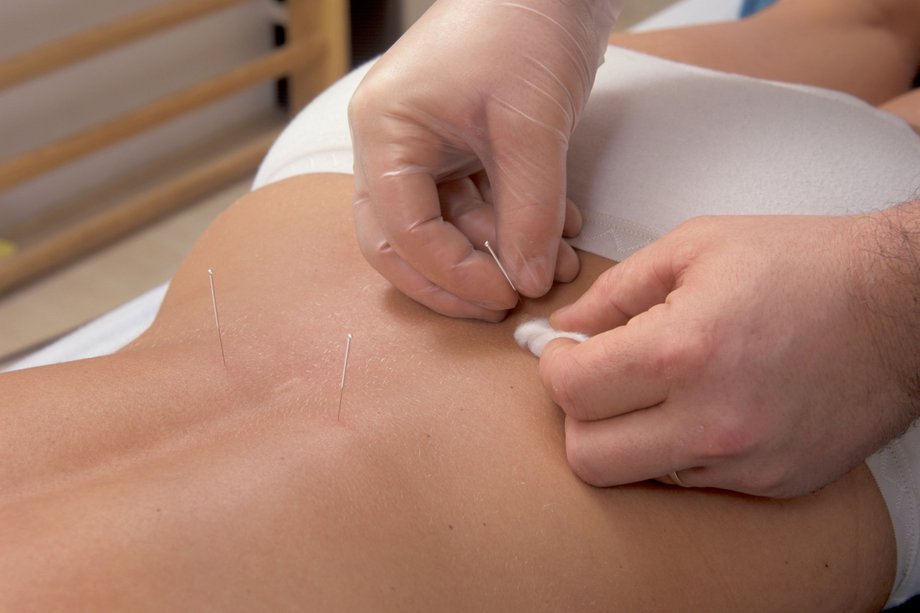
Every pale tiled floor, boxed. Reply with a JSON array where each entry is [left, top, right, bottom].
[[0, 0, 678, 367]]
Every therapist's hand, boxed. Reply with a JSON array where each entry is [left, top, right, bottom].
[[349, 0, 620, 321], [540, 210, 920, 498]]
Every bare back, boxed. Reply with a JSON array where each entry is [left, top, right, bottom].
[[0, 174, 894, 611]]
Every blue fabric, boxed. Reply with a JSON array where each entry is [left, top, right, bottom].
[[740, 0, 778, 17]]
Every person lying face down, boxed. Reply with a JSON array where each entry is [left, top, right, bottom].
[[4, 0, 920, 609], [0, 172, 898, 611]]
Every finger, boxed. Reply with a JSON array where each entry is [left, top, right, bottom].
[[562, 198, 583, 239], [550, 238, 681, 335], [554, 240, 580, 284], [353, 195, 507, 321], [440, 180, 579, 285], [440, 178, 495, 246], [564, 408, 700, 488], [369, 171, 518, 310], [470, 170, 493, 203], [441, 181, 581, 242], [539, 326, 670, 422], [468, 173, 580, 240], [485, 99, 569, 298]]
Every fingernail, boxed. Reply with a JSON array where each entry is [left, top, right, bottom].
[[520, 257, 552, 296]]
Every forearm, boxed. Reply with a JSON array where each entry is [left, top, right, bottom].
[[851, 199, 920, 417]]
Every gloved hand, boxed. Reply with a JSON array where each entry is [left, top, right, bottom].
[[539, 210, 920, 498], [349, 0, 622, 321]]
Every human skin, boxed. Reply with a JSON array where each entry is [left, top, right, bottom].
[[611, 0, 920, 105], [537, 0, 920, 497], [0, 174, 896, 611], [1, 2, 917, 606], [349, 0, 920, 323], [543, 208, 920, 496]]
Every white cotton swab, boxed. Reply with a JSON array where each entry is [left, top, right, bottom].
[[514, 318, 589, 358]]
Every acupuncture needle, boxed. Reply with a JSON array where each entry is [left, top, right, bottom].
[[337, 333, 353, 421], [207, 268, 227, 366], [484, 240, 518, 293]]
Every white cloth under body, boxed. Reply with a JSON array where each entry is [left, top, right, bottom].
[[9, 38, 920, 608], [256, 46, 920, 609], [257, 46, 920, 246]]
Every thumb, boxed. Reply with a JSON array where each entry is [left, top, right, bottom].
[[551, 237, 683, 335], [485, 100, 569, 298]]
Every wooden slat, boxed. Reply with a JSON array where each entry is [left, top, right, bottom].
[[0, 0, 249, 90], [0, 129, 280, 296], [0, 39, 320, 192], [286, 0, 350, 112]]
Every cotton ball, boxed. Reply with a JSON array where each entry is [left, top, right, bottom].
[[514, 318, 589, 358]]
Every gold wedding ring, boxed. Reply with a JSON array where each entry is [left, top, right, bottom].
[[669, 471, 691, 487]]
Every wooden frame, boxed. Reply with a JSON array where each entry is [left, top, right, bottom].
[[0, 0, 350, 295]]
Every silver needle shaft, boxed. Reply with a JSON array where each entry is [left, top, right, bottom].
[[484, 240, 518, 293], [337, 333, 353, 421], [207, 268, 227, 366]]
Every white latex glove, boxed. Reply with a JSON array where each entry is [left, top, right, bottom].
[[540, 209, 920, 498], [349, 0, 622, 321]]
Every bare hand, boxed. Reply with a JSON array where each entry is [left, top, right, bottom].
[[540, 211, 920, 497]]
